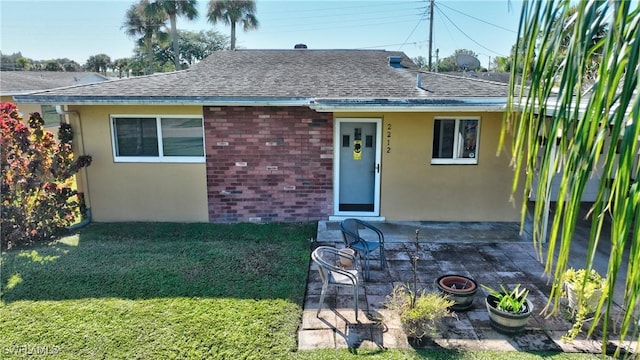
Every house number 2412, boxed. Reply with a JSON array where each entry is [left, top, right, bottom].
[[386, 123, 391, 153]]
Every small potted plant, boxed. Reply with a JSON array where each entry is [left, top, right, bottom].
[[482, 284, 533, 335], [561, 268, 608, 341], [436, 274, 478, 311]]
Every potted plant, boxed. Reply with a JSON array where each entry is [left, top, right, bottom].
[[482, 284, 533, 335], [385, 284, 455, 344], [436, 274, 478, 311], [561, 268, 608, 341]]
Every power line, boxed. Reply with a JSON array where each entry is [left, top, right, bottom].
[[357, 41, 423, 50], [399, 14, 427, 51], [436, 2, 517, 34], [257, 16, 422, 35], [434, 4, 505, 57]]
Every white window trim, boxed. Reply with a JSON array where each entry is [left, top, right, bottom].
[[431, 116, 480, 165], [110, 114, 205, 163]]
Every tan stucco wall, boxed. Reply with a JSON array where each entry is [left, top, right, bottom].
[[335, 111, 521, 222], [67, 105, 209, 222]]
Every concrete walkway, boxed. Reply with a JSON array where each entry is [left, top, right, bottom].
[[298, 218, 635, 355]]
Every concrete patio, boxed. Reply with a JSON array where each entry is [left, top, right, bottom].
[[298, 212, 635, 355]]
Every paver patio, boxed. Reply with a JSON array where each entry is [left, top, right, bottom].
[[298, 220, 634, 355]]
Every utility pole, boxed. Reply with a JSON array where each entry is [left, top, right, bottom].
[[428, 0, 434, 71]]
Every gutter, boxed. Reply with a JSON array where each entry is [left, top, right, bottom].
[[13, 95, 315, 107], [67, 208, 92, 232], [310, 98, 508, 112], [56, 105, 92, 229]]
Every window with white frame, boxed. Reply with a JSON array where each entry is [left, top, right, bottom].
[[431, 118, 479, 164], [111, 116, 204, 162], [41, 105, 62, 127]]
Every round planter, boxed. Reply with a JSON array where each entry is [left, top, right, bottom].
[[485, 295, 533, 335], [338, 248, 355, 267], [436, 274, 478, 311], [564, 281, 604, 314]]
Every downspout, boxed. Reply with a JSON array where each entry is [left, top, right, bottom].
[[55, 105, 92, 229]]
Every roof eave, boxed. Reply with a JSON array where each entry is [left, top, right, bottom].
[[310, 98, 508, 112], [11, 95, 315, 107]]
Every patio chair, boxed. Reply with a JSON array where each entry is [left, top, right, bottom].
[[311, 246, 360, 322], [339, 218, 385, 281]]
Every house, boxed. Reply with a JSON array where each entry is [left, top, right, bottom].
[[12, 49, 523, 223], [0, 71, 110, 127]]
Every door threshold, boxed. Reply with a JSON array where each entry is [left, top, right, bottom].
[[329, 216, 386, 222]]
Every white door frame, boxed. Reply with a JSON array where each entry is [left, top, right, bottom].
[[332, 118, 382, 219]]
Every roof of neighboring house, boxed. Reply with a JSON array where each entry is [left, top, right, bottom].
[[0, 71, 110, 95], [14, 50, 511, 109]]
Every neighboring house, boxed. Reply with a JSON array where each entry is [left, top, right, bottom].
[[13, 49, 524, 223], [0, 71, 110, 127]]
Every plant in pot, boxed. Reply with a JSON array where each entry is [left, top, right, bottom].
[[561, 268, 608, 341], [482, 284, 533, 335], [436, 274, 478, 311]]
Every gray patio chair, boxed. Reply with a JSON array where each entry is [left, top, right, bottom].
[[311, 246, 359, 322], [340, 218, 385, 281]]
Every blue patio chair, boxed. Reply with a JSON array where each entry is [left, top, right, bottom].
[[311, 246, 360, 321], [339, 218, 385, 281]]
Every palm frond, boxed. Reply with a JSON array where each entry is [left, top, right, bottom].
[[503, 0, 640, 355]]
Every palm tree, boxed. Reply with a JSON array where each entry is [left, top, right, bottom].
[[122, 0, 168, 75], [150, 0, 198, 70], [502, 0, 639, 355], [207, 0, 258, 50]]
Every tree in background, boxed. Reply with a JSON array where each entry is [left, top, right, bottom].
[[113, 58, 130, 78], [207, 0, 258, 50], [436, 49, 478, 72], [491, 56, 511, 72], [1, 102, 92, 249], [44, 60, 63, 72], [85, 54, 112, 75], [122, 0, 168, 75], [150, 0, 199, 70], [169, 29, 228, 66], [15, 57, 31, 71], [412, 56, 428, 70], [503, 0, 639, 354]]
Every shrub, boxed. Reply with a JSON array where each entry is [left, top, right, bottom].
[[385, 284, 454, 341], [1, 102, 91, 249]]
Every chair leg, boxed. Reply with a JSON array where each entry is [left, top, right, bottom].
[[354, 284, 359, 322], [363, 253, 370, 281], [317, 283, 328, 317]]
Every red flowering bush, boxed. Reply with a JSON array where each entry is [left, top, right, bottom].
[[1, 102, 92, 249]]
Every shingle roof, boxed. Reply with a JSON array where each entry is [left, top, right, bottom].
[[0, 71, 110, 95], [14, 50, 510, 105]]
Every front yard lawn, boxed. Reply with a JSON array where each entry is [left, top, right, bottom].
[[0, 222, 315, 359]]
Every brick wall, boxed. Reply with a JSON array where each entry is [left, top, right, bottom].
[[203, 106, 334, 222]]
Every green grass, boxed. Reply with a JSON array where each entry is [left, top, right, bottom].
[[0, 222, 315, 359], [0, 223, 608, 359]]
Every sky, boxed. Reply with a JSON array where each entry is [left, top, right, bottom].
[[0, 0, 523, 69]]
